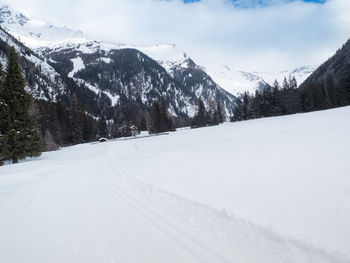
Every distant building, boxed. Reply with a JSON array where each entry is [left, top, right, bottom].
[[98, 137, 108, 143]]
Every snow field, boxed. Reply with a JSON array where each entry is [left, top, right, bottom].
[[1, 107, 350, 262]]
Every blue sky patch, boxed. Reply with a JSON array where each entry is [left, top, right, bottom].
[[183, 0, 327, 5]]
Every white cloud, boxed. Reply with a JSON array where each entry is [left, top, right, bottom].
[[3, 0, 350, 71]]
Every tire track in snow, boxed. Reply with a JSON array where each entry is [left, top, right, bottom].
[[98, 163, 231, 263]]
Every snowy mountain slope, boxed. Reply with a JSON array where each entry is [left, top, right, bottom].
[[0, 0, 236, 119], [123, 43, 315, 96], [136, 44, 189, 74], [1, 107, 350, 262], [0, 27, 66, 101], [206, 64, 315, 95], [133, 44, 315, 96], [0, 5, 236, 120], [0, 3, 314, 98], [128, 44, 315, 97], [0, 4, 86, 47], [40, 41, 236, 118]]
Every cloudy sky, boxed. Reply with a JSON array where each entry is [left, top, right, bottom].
[[4, 0, 350, 71]]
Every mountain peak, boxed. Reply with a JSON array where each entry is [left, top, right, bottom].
[[0, 3, 86, 47], [0, 5, 29, 26]]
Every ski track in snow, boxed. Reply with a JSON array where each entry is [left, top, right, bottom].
[[98, 161, 348, 263]]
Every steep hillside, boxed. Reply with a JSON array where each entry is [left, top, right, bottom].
[[0, 3, 314, 98], [0, 26, 65, 101], [299, 39, 350, 111], [40, 41, 236, 118], [134, 43, 314, 96], [0, 25, 236, 147], [170, 58, 235, 116], [0, 27, 107, 146]]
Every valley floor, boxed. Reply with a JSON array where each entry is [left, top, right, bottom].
[[1, 107, 350, 263]]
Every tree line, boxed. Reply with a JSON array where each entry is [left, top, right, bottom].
[[300, 74, 350, 112], [0, 47, 211, 164], [0, 48, 105, 164], [192, 99, 224, 128], [232, 77, 301, 121], [3, 47, 349, 165], [230, 74, 350, 122]]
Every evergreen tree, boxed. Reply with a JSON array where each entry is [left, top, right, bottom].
[[98, 115, 108, 138], [159, 102, 173, 132], [82, 114, 98, 142], [149, 101, 173, 133], [0, 47, 43, 163], [271, 83, 282, 115], [140, 116, 147, 131], [232, 97, 243, 121], [69, 93, 83, 144], [207, 102, 217, 126], [149, 101, 162, 134], [242, 92, 250, 120], [250, 91, 262, 119], [289, 76, 297, 90], [341, 69, 350, 104], [192, 98, 207, 128], [216, 103, 224, 124], [282, 78, 289, 90], [0, 64, 9, 161]]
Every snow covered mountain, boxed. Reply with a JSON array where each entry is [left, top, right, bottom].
[[0, 4, 86, 47], [38, 41, 236, 118], [0, 27, 66, 101], [128, 44, 315, 96], [206, 64, 315, 96], [0, 3, 314, 99], [0, 3, 236, 120]]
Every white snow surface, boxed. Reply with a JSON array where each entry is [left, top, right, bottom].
[[1, 107, 350, 263], [68, 57, 85, 78]]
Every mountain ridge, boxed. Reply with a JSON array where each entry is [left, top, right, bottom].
[[0, 3, 314, 97], [0, 4, 86, 47]]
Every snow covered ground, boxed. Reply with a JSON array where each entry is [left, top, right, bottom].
[[1, 107, 350, 263]]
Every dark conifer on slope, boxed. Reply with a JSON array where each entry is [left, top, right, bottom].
[[149, 101, 162, 134], [69, 93, 84, 144], [98, 115, 108, 138], [216, 103, 224, 124], [192, 98, 207, 128], [149, 101, 174, 134], [231, 77, 302, 122], [299, 39, 350, 111], [207, 102, 224, 126], [0, 64, 9, 163], [0, 47, 43, 163]]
